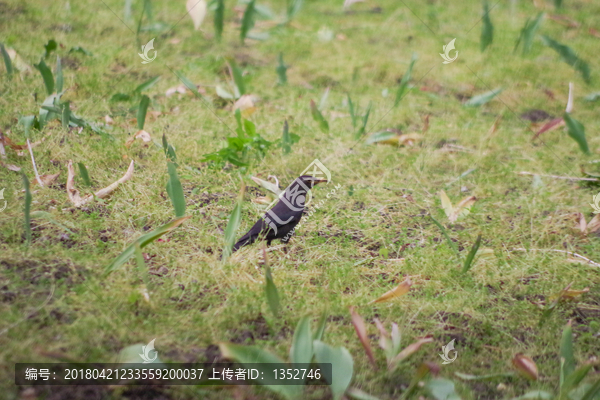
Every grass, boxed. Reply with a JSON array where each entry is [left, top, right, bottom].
[[1, 0, 600, 399]]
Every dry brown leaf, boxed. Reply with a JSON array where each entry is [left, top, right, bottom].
[[589, 28, 600, 38], [104, 115, 114, 125], [578, 212, 587, 233], [533, 117, 564, 140], [35, 173, 60, 187], [1, 162, 21, 172], [67, 160, 134, 207], [233, 94, 258, 118], [349, 306, 377, 367], [125, 130, 152, 148], [166, 84, 189, 97], [587, 214, 600, 233], [548, 14, 580, 28], [549, 283, 589, 301], [369, 277, 412, 304], [389, 336, 433, 366], [512, 353, 538, 381]]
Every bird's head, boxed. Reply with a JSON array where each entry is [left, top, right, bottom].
[[297, 175, 328, 189]]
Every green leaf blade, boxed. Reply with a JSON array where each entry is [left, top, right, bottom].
[[137, 95, 150, 130], [563, 113, 590, 155]]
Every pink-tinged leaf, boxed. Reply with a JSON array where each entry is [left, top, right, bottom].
[[533, 117, 564, 140], [512, 353, 538, 381], [350, 306, 377, 367], [389, 336, 433, 369]]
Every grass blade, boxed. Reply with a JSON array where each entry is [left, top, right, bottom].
[[34, 59, 54, 95], [265, 264, 281, 317], [134, 76, 160, 94], [464, 87, 503, 107], [481, 1, 494, 52], [162, 133, 177, 164], [214, 0, 224, 41], [395, 53, 417, 107], [430, 215, 459, 256], [563, 113, 590, 155], [240, 0, 256, 44], [287, 0, 303, 22], [542, 35, 591, 84], [77, 162, 92, 187], [290, 316, 312, 365], [134, 242, 149, 288], [174, 71, 200, 97], [222, 199, 242, 260], [276, 52, 287, 85], [310, 99, 329, 133], [104, 216, 191, 275], [137, 94, 150, 130], [522, 13, 544, 55], [22, 172, 32, 246], [55, 56, 63, 93], [462, 234, 482, 273], [356, 101, 372, 138], [1, 43, 13, 79], [313, 313, 327, 341], [166, 161, 186, 217], [282, 119, 291, 154], [559, 322, 575, 386], [347, 94, 356, 129], [228, 58, 246, 97]]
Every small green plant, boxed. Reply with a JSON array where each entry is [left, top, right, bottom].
[[512, 322, 600, 400], [395, 53, 417, 107], [310, 99, 329, 134], [201, 111, 274, 168], [220, 315, 360, 400], [514, 13, 544, 56], [163, 134, 186, 218], [240, 0, 256, 44], [281, 120, 300, 154], [542, 36, 591, 84], [481, 0, 494, 52]]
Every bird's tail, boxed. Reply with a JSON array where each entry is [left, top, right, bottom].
[[232, 233, 257, 253]]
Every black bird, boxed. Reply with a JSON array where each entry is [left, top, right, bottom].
[[232, 175, 327, 252]]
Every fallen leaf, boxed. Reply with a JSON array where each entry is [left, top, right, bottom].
[[104, 115, 114, 124], [35, 172, 60, 187], [125, 130, 152, 148], [67, 160, 134, 207], [2, 162, 21, 171], [186, 0, 207, 30], [548, 14, 580, 28], [233, 94, 258, 118], [549, 283, 589, 301], [512, 353, 538, 381], [532, 117, 565, 140], [349, 306, 377, 367], [587, 214, 600, 233], [440, 190, 476, 223], [590, 28, 600, 38], [166, 84, 188, 97], [369, 277, 412, 304]]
